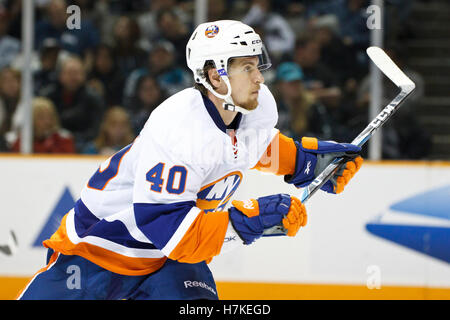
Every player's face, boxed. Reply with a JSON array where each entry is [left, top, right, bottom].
[[228, 56, 265, 111]]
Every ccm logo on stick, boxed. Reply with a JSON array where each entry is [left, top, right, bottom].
[[369, 104, 396, 128]]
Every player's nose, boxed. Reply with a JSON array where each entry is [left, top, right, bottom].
[[254, 68, 264, 84]]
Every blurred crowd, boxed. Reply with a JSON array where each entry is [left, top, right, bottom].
[[0, 0, 431, 159]]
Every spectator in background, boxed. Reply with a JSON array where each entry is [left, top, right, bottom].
[[87, 44, 125, 107], [10, 97, 75, 154], [39, 56, 105, 151], [155, 8, 190, 66], [293, 35, 342, 109], [82, 106, 135, 156], [1, 0, 22, 41], [123, 40, 191, 102], [125, 75, 167, 135], [207, 0, 228, 21], [138, 0, 190, 51], [35, 0, 100, 69], [0, 67, 21, 136], [148, 41, 191, 96], [305, 0, 371, 71], [308, 15, 360, 84], [283, 1, 309, 38], [274, 62, 334, 141], [103, 0, 149, 14], [306, 16, 364, 137], [69, 0, 121, 47], [0, 5, 20, 70], [111, 15, 148, 76], [242, 0, 296, 63], [34, 38, 61, 94]]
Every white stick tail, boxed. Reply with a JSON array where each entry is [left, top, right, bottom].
[[366, 46, 416, 92]]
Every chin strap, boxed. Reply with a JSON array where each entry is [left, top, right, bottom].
[[223, 101, 251, 115], [200, 70, 252, 115]]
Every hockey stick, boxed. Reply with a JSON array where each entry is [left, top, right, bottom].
[[300, 46, 416, 203]]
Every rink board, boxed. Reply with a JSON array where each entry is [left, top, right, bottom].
[[0, 155, 449, 299]]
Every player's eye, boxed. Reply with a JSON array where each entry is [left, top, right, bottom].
[[243, 65, 254, 72]]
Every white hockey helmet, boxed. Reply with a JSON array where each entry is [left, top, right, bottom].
[[186, 20, 271, 114]]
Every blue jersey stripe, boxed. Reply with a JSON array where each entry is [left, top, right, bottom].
[[74, 200, 157, 250], [134, 201, 196, 250]]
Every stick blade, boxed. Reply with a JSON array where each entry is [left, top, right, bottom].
[[367, 46, 415, 90]]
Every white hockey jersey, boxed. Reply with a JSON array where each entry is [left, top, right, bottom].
[[44, 84, 281, 275]]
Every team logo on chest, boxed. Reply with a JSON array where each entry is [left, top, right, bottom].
[[196, 172, 242, 213]]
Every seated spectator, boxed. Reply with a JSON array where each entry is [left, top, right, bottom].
[[274, 62, 335, 141], [125, 75, 167, 134], [10, 97, 75, 154], [137, 0, 190, 51], [0, 6, 20, 70], [242, 0, 296, 62], [87, 44, 125, 107], [207, 0, 228, 22], [1, 0, 21, 40], [105, 0, 151, 14], [123, 41, 191, 101], [308, 15, 360, 84], [293, 35, 342, 108], [284, 1, 309, 38], [39, 56, 105, 151], [69, 0, 122, 45], [0, 67, 21, 135], [305, 0, 371, 70], [111, 15, 148, 76], [35, 0, 100, 65], [34, 38, 61, 94], [154, 8, 190, 66], [82, 106, 135, 156]]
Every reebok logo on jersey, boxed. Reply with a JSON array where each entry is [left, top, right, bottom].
[[184, 280, 217, 296], [304, 161, 312, 175]]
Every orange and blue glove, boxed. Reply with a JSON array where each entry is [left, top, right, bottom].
[[285, 137, 363, 194], [228, 194, 307, 245]]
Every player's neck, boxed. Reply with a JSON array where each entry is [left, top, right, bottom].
[[207, 92, 238, 126]]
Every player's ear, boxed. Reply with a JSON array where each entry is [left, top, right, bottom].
[[208, 68, 221, 89]]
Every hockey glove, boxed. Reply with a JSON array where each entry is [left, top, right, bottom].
[[285, 137, 363, 194], [228, 194, 307, 245]]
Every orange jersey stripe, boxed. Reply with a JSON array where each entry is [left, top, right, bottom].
[[43, 214, 167, 276], [253, 132, 296, 176], [168, 210, 229, 264]]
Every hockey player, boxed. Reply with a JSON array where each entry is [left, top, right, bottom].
[[18, 20, 362, 300]]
